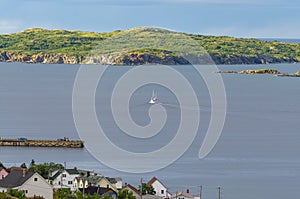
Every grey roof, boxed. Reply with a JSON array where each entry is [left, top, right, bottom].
[[75, 175, 103, 184], [49, 171, 62, 181], [0, 170, 35, 188], [78, 187, 117, 197], [66, 169, 79, 175], [107, 177, 117, 184]]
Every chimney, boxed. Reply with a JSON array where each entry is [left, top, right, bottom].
[[22, 169, 26, 177], [186, 189, 189, 194]]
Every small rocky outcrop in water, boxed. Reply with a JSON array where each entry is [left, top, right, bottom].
[[217, 68, 300, 77], [277, 70, 300, 77], [238, 68, 280, 74], [217, 68, 281, 74]]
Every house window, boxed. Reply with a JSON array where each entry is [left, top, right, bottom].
[[34, 178, 38, 182], [59, 181, 61, 185], [62, 174, 66, 178], [1, 175, 4, 179], [161, 190, 164, 194], [68, 181, 73, 185], [107, 185, 109, 188], [25, 190, 28, 194]]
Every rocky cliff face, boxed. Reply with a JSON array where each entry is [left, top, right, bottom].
[[0, 52, 82, 64], [0, 51, 298, 65]]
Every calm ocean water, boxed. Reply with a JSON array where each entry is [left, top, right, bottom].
[[1, 62, 300, 199]]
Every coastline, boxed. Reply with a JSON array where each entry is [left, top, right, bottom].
[[0, 51, 299, 66]]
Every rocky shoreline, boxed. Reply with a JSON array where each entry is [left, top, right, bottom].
[[217, 68, 300, 77], [0, 51, 299, 65]]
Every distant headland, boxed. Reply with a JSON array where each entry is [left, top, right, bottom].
[[0, 27, 300, 65]]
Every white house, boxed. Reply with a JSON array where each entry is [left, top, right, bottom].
[[49, 168, 80, 191], [0, 168, 53, 199], [147, 177, 171, 198]]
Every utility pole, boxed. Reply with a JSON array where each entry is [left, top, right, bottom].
[[140, 178, 143, 199], [218, 186, 221, 199], [199, 186, 202, 199]]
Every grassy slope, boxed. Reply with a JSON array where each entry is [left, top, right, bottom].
[[0, 28, 121, 56], [0, 27, 300, 62]]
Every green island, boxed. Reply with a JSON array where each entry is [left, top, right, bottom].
[[0, 27, 300, 65]]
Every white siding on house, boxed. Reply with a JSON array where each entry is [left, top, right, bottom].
[[20, 173, 53, 199], [52, 170, 79, 191], [114, 179, 122, 190], [151, 180, 170, 198], [0, 187, 6, 193]]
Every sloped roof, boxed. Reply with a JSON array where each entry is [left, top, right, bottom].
[[107, 177, 117, 184], [79, 186, 117, 196], [123, 184, 140, 195], [146, 177, 158, 186], [75, 175, 103, 184], [49, 169, 79, 180], [66, 169, 79, 175], [172, 192, 195, 199], [0, 170, 35, 188], [49, 170, 62, 180], [147, 177, 168, 190]]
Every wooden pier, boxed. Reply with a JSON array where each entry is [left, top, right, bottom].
[[0, 138, 84, 148]]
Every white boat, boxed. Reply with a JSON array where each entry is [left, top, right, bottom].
[[149, 90, 158, 104]]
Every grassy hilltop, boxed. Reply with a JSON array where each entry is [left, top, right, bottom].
[[0, 27, 299, 65]]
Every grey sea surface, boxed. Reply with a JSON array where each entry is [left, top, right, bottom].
[[1, 62, 300, 199]]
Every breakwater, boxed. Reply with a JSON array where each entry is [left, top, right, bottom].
[[0, 138, 84, 148]]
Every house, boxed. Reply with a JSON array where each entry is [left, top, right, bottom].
[[74, 176, 118, 192], [0, 167, 8, 180], [74, 175, 102, 189], [94, 177, 118, 192], [122, 184, 141, 199], [0, 168, 53, 199], [147, 177, 171, 198], [49, 168, 80, 191], [78, 186, 117, 199], [122, 183, 164, 199], [107, 177, 123, 190], [171, 190, 199, 199]]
